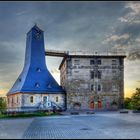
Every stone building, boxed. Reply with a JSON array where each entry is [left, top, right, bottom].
[[6, 25, 126, 112], [59, 52, 126, 110], [7, 25, 65, 111]]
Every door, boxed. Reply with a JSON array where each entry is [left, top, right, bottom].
[[43, 96, 51, 107]]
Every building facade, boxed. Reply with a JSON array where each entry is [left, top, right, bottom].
[[59, 53, 126, 110], [7, 25, 65, 111]]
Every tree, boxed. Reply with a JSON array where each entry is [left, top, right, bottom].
[[124, 97, 133, 109], [131, 88, 140, 110], [0, 97, 7, 114]]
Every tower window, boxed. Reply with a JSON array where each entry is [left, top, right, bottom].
[[35, 83, 40, 88], [36, 68, 41, 72], [30, 96, 34, 103], [48, 84, 52, 88]]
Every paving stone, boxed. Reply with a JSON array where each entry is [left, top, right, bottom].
[[22, 113, 140, 139]]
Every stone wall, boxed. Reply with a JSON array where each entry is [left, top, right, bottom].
[[60, 57, 124, 110]]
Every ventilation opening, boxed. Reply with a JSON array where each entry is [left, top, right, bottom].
[[36, 68, 41, 72], [35, 83, 40, 88], [47, 83, 52, 88]]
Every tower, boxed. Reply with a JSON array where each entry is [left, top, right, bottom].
[[7, 25, 65, 111]]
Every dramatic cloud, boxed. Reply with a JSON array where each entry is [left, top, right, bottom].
[[103, 2, 140, 61], [127, 50, 140, 61], [0, 1, 139, 97]]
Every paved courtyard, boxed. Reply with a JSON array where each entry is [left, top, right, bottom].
[[1, 111, 140, 139]]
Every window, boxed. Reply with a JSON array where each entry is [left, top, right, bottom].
[[112, 70, 116, 73], [91, 84, 94, 91], [8, 98, 9, 104], [90, 71, 94, 79], [17, 96, 18, 103], [36, 68, 41, 72], [43, 96, 48, 102], [74, 59, 80, 65], [98, 84, 101, 91], [74, 71, 79, 73], [98, 71, 101, 79], [97, 59, 101, 65], [56, 96, 59, 102], [112, 85, 118, 92], [112, 60, 117, 65], [90, 60, 95, 65], [119, 59, 123, 65], [12, 97, 14, 104], [30, 96, 34, 103], [19, 78, 21, 82], [35, 83, 40, 88], [48, 102, 51, 107], [47, 84, 52, 88]]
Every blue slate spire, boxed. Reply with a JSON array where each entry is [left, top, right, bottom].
[[7, 25, 65, 94]]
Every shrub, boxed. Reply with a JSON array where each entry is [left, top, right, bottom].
[[0, 97, 7, 114]]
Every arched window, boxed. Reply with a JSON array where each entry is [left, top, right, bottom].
[[30, 96, 34, 103], [56, 96, 59, 102]]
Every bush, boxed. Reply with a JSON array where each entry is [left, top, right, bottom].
[[0, 97, 7, 114]]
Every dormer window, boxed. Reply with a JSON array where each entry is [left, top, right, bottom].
[[36, 68, 41, 72], [47, 84, 52, 88], [35, 83, 40, 88]]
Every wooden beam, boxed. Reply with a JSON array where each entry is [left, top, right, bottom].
[[45, 50, 68, 57]]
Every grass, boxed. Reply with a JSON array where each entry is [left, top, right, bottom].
[[0, 111, 62, 119]]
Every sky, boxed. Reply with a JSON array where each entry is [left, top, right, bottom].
[[0, 1, 140, 97]]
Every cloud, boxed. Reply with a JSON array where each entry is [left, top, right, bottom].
[[103, 2, 140, 61], [118, 2, 140, 24], [50, 68, 60, 74], [105, 34, 130, 43], [127, 50, 140, 60]]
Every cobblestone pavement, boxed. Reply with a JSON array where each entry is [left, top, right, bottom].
[[0, 118, 33, 139], [23, 112, 140, 139]]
